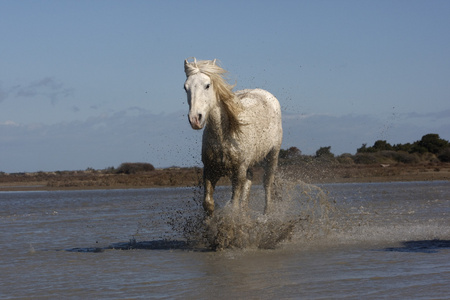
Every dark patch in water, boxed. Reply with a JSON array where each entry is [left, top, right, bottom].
[[382, 239, 450, 253], [65, 239, 201, 253], [66, 247, 106, 253], [109, 239, 194, 251]]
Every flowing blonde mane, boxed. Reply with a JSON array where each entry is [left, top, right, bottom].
[[184, 58, 243, 134]]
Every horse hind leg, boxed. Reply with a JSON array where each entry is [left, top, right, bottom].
[[241, 168, 253, 211], [263, 148, 280, 214]]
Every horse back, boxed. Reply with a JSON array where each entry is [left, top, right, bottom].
[[236, 89, 281, 113], [235, 88, 282, 131], [235, 88, 283, 161]]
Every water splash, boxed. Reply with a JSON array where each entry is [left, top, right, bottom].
[[168, 173, 336, 250]]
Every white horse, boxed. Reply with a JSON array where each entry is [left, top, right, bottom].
[[184, 58, 282, 215]]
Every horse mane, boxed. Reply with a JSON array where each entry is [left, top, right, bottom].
[[184, 58, 243, 134]]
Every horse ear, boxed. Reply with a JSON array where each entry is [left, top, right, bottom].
[[212, 59, 216, 65], [185, 57, 196, 65]]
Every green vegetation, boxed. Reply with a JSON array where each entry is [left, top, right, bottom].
[[280, 133, 450, 166], [115, 162, 155, 174]]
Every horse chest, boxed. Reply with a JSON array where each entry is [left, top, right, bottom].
[[202, 139, 236, 171]]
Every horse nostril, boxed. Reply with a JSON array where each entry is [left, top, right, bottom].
[[198, 114, 202, 122]]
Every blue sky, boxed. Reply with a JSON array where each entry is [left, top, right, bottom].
[[1, 0, 449, 172]]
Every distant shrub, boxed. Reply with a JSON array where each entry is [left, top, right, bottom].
[[103, 166, 116, 174], [357, 134, 449, 157], [116, 162, 155, 174], [315, 146, 334, 158], [415, 133, 449, 154], [353, 153, 379, 164], [279, 146, 302, 159], [357, 141, 392, 153], [421, 152, 440, 164], [438, 148, 450, 162], [392, 142, 413, 152], [378, 151, 398, 163], [336, 153, 354, 164], [393, 151, 419, 164]]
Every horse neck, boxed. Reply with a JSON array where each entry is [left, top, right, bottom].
[[206, 101, 230, 142]]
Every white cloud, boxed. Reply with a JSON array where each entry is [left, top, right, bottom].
[[406, 109, 450, 121], [1, 77, 74, 105], [0, 120, 19, 126]]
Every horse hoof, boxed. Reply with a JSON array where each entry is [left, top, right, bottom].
[[263, 207, 272, 215], [203, 203, 214, 216]]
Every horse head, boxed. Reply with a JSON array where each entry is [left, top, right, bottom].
[[183, 58, 218, 130], [184, 58, 242, 133]]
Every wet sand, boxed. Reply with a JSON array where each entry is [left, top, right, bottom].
[[1, 163, 449, 191]]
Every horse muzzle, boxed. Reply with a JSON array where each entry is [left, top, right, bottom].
[[188, 113, 205, 130]]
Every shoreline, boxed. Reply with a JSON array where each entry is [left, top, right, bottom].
[[1, 163, 449, 192]]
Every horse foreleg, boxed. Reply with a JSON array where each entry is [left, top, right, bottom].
[[263, 149, 279, 214], [203, 171, 219, 216]]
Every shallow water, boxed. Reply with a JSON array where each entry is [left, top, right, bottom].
[[1, 181, 449, 299]]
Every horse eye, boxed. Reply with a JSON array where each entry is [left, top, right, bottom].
[[205, 84, 210, 90]]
